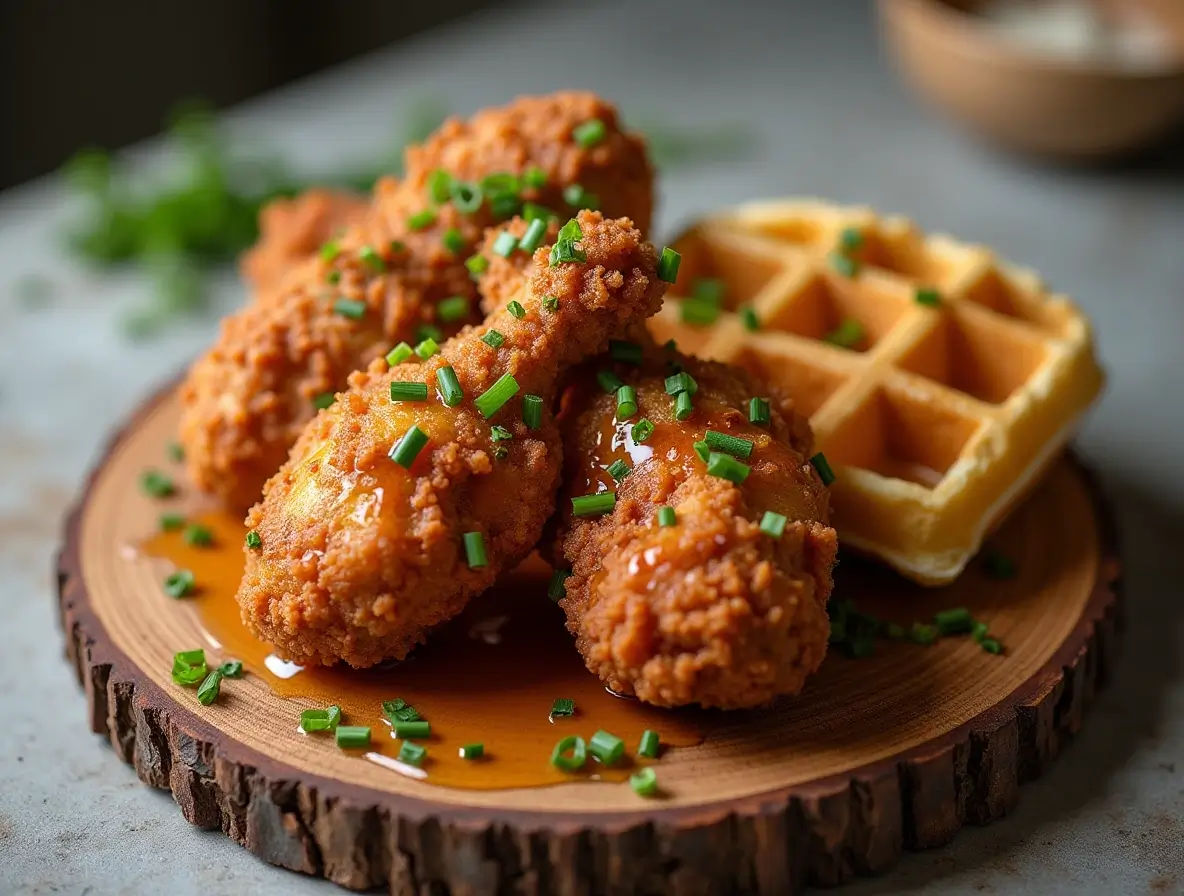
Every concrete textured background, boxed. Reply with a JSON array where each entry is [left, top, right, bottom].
[[2, 2, 1182, 894]]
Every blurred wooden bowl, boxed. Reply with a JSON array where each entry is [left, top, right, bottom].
[[878, 0, 1184, 161]]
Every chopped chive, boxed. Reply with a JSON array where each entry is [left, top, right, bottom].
[[680, 298, 720, 326], [196, 670, 222, 706], [481, 172, 519, 194], [972, 621, 990, 643], [390, 240, 406, 254], [474, 373, 520, 418], [441, 228, 465, 255], [657, 507, 676, 528], [427, 168, 453, 203], [408, 209, 437, 231], [398, 740, 426, 766], [523, 166, 547, 188], [459, 743, 484, 759], [493, 446, 509, 460], [490, 193, 521, 219], [437, 295, 469, 323], [140, 469, 175, 498], [760, 511, 788, 538], [542, 295, 559, 312], [166, 441, 184, 462], [741, 306, 760, 331], [631, 418, 654, 443], [934, 607, 974, 635], [387, 342, 413, 366], [909, 622, 938, 645], [417, 323, 443, 343], [300, 705, 341, 733], [436, 367, 464, 407], [609, 339, 643, 365], [333, 298, 367, 320], [389, 425, 429, 469], [664, 372, 698, 396], [319, 240, 341, 263], [588, 729, 625, 766], [507, 300, 526, 319], [983, 551, 1016, 580], [674, 391, 693, 420], [657, 247, 681, 283], [414, 337, 439, 360], [465, 254, 489, 280], [549, 218, 587, 266], [394, 720, 431, 739], [548, 568, 571, 601], [481, 329, 505, 349], [981, 638, 1003, 655], [523, 394, 543, 430], [828, 251, 859, 278], [463, 532, 488, 569], [809, 452, 836, 486], [704, 429, 754, 460], [562, 183, 598, 210], [573, 118, 607, 148], [171, 649, 207, 686], [691, 278, 725, 305], [749, 397, 771, 426], [519, 217, 548, 253], [638, 729, 660, 758], [382, 698, 421, 724], [312, 392, 335, 410], [706, 452, 750, 484], [916, 287, 941, 307], [824, 318, 864, 349], [490, 425, 513, 442], [219, 660, 243, 678], [359, 245, 386, 272], [245, 530, 262, 550], [390, 381, 429, 402], [183, 523, 213, 547], [326, 270, 342, 285], [550, 697, 576, 719], [606, 459, 630, 481], [630, 767, 658, 796], [616, 385, 638, 419], [160, 512, 185, 532], [839, 226, 864, 251], [572, 492, 616, 517], [164, 569, 195, 598], [492, 230, 519, 258], [597, 369, 624, 394], [450, 180, 483, 214], [523, 201, 556, 222], [336, 726, 371, 749], [886, 622, 906, 640], [550, 735, 587, 772]]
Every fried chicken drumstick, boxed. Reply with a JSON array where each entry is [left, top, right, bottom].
[[548, 348, 838, 709], [180, 92, 654, 511], [239, 211, 668, 667]]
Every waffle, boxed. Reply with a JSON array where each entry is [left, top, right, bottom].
[[647, 199, 1104, 586]]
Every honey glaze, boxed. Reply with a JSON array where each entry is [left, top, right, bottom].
[[142, 510, 706, 790]]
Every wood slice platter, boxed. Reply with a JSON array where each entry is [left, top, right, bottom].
[[57, 381, 1121, 895]]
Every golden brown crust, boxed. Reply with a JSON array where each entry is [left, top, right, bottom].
[[180, 92, 655, 511], [550, 351, 838, 709]]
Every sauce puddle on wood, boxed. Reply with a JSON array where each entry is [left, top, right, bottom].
[[142, 510, 707, 790]]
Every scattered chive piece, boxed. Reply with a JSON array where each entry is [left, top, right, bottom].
[[196, 670, 222, 706], [523, 166, 547, 189], [760, 511, 788, 538], [824, 318, 864, 349], [910, 622, 938, 645], [886, 622, 906, 640], [319, 240, 341, 263], [916, 287, 941, 307], [674, 391, 693, 421], [390, 240, 406, 254], [562, 183, 598, 210], [550, 735, 587, 772], [475, 373, 520, 418], [519, 217, 548, 253], [394, 720, 431, 739], [459, 743, 484, 760], [692, 278, 725, 304], [183, 523, 213, 548], [657, 247, 681, 283], [160, 512, 185, 532], [573, 118, 607, 148], [167, 442, 184, 462], [810, 452, 836, 486], [630, 767, 658, 797], [493, 446, 509, 460], [481, 329, 505, 349], [523, 394, 544, 430], [657, 506, 676, 528], [408, 209, 437, 231], [492, 230, 519, 258], [300, 706, 341, 733], [437, 295, 469, 323], [398, 740, 426, 766], [828, 251, 859, 278], [588, 730, 625, 766], [390, 381, 429, 402], [245, 530, 262, 550], [490, 425, 513, 443], [972, 621, 990, 643], [171, 649, 207, 686], [706, 452, 750, 484], [463, 532, 488, 569], [934, 607, 974, 635], [336, 726, 371, 749], [326, 270, 342, 285], [981, 638, 1003, 655], [359, 245, 385, 272], [704, 429, 754, 460], [693, 440, 710, 463], [548, 568, 571, 601], [140, 470, 175, 498], [616, 385, 638, 419], [638, 730, 660, 759], [389, 425, 429, 469], [312, 392, 335, 410], [572, 492, 616, 517], [983, 551, 1016, 580], [839, 226, 864, 251], [436, 367, 464, 407], [219, 660, 243, 678], [681, 298, 720, 326], [334, 298, 367, 320], [164, 569, 195, 599], [417, 323, 443, 343], [387, 342, 413, 366], [382, 699, 421, 724], [607, 459, 631, 481], [465, 253, 489, 279], [664, 372, 698, 396], [507, 300, 526, 319], [749, 397, 771, 426], [441, 228, 466, 255], [481, 171, 519, 194], [549, 218, 587, 266], [631, 418, 654, 443], [740, 306, 760, 331], [414, 337, 439, 360], [550, 698, 576, 719], [450, 180, 483, 214], [542, 295, 559, 312], [490, 193, 520, 219], [597, 369, 624, 394], [427, 169, 453, 203], [609, 339, 643, 365]]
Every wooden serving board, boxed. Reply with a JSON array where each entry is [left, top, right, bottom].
[[56, 382, 1121, 895]]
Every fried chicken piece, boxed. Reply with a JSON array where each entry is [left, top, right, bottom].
[[548, 349, 838, 709], [180, 92, 654, 511], [240, 189, 368, 298], [239, 211, 668, 667]]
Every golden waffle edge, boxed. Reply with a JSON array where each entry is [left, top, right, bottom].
[[647, 198, 1105, 586]]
